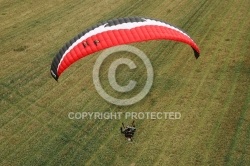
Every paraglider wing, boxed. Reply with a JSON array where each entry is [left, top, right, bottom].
[[50, 16, 200, 81]]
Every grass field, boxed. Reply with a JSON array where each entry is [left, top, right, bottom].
[[1, 0, 250, 165]]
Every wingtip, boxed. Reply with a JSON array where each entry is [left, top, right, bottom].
[[193, 48, 200, 59], [50, 69, 59, 82]]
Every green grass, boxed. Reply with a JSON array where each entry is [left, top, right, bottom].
[[0, 0, 249, 165]]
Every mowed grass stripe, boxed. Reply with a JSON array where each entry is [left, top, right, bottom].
[[0, 55, 96, 161], [1, 125, 58, 165], [186, 1, 248, 165], [1, 63, 52, 113], [216, 14, 250, 165], [240, 120, 250, 165], [21, 101, 112, 165], [0, 0, 88, 48], [1, 109, 76, 165], [2, 61, 83, 147], [200, 2, 250, 165], [231, 50, 250, 165], [224, 76, 250, 165], [25, 79, 110, 165], [0, 67, 64, 129], [0, 118, 45, 163], [45, 117, 116, 165], [177, 0, 248, 164], [58, 114, 115, 165], [179, 0, 243, 152], [0, 108, 73, 160], [66, 119, 122, 166], [0, 1, 64, 38], [0, 71, 95, 163], [23, 119, 106, 165], [157, 0, 247, 162], [0, 108, 31, 145]]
